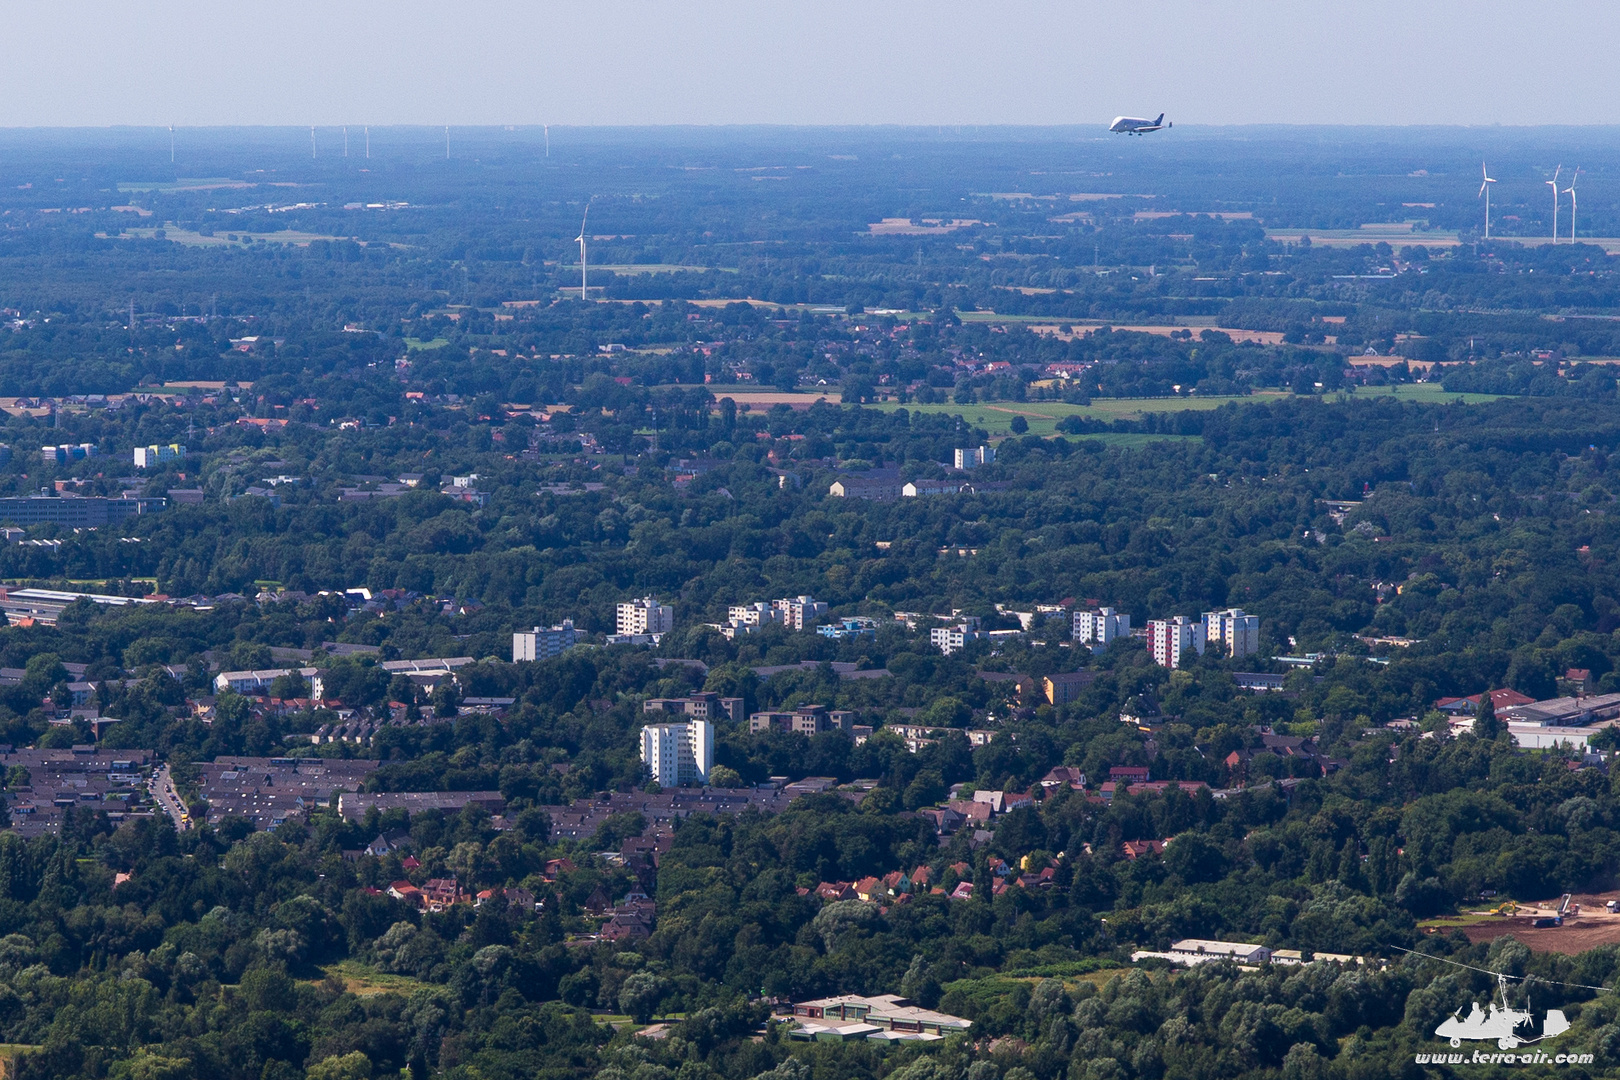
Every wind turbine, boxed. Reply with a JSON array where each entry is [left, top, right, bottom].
[[1546, 166, 1561, 243], [576, 201, 592, 300], [365, 126, 370, 159], [311, 126, 317, 159], [1479, 163, 1496, 239], [1565, 168, 1580, 244], [169, 125, 175, 164]]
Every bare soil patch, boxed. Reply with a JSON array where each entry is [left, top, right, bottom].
[[1459, 891, 1620, 954]]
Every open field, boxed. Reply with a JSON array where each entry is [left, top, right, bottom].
[[1266, 228, 1461, 248], [1029, 323, 1290, 345], [1347, 384, 1504, 404], [863, 385, 1506, 437], [868, 218, 986, 235], [577, 264, 736, 274], [1268, 227, 1620, 254], [1501, 236, 1620, 254], [866, 398, 1224, 438], [0, 1045, 41, 1077], [724, 390, 841, 410], [117, 177, 254, 193], [113, 226, 363, 247], [321, 960, 431, 997]]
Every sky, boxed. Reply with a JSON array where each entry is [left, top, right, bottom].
[[1, 0, 1617, 127]]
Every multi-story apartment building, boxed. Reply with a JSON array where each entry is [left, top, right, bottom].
[[774, 595, 828, 631], [722, 596, 827, 634], [954, 446, 995, 470], [930, 623, 985, 656], [133, 444, 186, 468], [1073, 606, 1131, 646], [727, 602, 778, 630], [748, 705, 861, 736], [640, 717, 714, 787], [512, 620, 579, 662], [1147, 616, 1205, 669], [617, 597, 674, 638], [1201, 608, 1260, 659], [644, 692, 745, 724]]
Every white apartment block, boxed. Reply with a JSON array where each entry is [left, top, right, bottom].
[[1074, 606, 1131, 645], [133, 443, 186, 468], [617, 597, 674, 637], [723, 596, 827, 633], [512, 620, 579, 662], [728, 602, 779, 628], [640, 717, 714, 787], [1202, 608, 1260, 659], [954, 445, 995, 470], [931, 623, 986, 656], [1148, 616, 1204, 669], [774, 595, 828, 630], [215, 667, 325, 698]]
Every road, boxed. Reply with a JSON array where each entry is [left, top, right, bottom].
[[150, 763, 190, 830]]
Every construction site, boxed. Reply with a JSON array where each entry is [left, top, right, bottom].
[[1435, 892, 1620, 955]]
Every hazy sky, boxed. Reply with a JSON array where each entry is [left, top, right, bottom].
[[1, 0, 1616, 127]]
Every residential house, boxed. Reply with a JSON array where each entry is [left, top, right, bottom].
[[1039, 766, 1087, 791]]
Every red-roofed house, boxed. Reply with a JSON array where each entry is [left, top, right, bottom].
[[387, 881, 424, 907], [1121, 840, 1168, 860]]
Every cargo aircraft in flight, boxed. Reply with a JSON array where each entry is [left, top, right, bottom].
[[1110, 113, 1169, 135]]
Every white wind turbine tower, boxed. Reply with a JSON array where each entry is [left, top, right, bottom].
[[1479, 162, 1496, 238], [576, 201, 592, 300], [1546, 166, 1561, 243], [1565, 168, 1580, 243]]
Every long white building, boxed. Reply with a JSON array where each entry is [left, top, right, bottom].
[[640, 717, 714, 787]]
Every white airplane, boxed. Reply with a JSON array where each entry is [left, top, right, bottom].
[[1110, 113, 1170, 135]]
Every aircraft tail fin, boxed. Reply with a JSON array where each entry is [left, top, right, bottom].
[[1155, 114, 1164, 126]]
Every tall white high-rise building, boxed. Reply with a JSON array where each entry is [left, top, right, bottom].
[[954, 445, 995, 470], [617, 597, 674, 637], [1074, 607, 1130, 645], [513, 620, 579, 662], [640, 717, 714, 787], [1148, 616, 1204, 669], [1201, 608, 1260, 659]]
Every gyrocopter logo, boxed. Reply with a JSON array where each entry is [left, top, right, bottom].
[[1415, 971, 1593, 1066], [1435, 974, 1569, 1050]]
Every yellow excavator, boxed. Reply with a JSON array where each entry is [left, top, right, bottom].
[[1490, 901, 1518, 917]]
